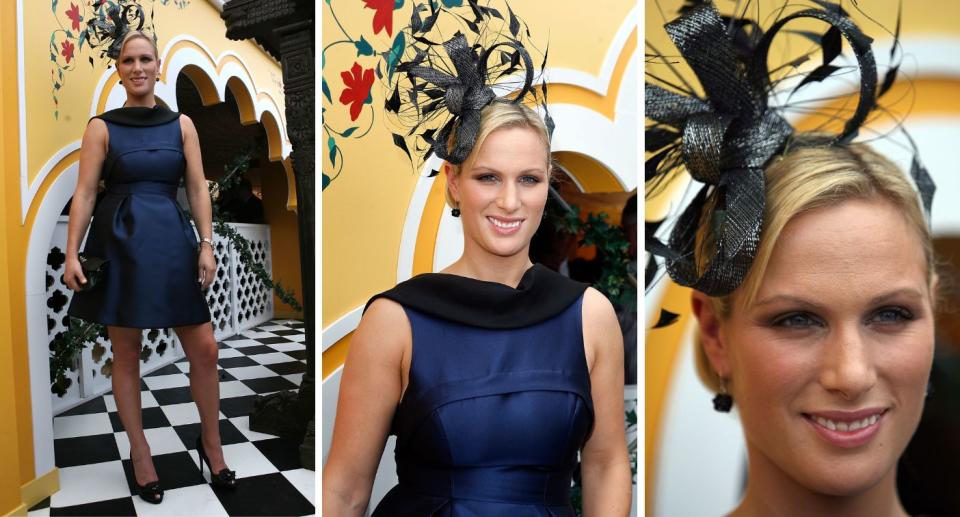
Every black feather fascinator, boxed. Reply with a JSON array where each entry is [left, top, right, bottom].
[[384, 0, 552, 173], [645, 0, 935, 302]]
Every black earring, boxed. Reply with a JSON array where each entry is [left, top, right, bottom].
[[451, 207, 461, 217], [119, 79, 123, 85], [713, 376, 733, 412]]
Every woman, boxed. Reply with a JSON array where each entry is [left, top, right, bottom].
[[689, 143, 936, 516], [63, 30, 235, 503], [323, 100, 632, 515]]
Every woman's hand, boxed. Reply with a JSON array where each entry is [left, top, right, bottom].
[[64, 256, 88, 292], [198, 246, 216, 289]]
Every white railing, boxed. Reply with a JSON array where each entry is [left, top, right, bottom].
[[46, 217, 273, 414]]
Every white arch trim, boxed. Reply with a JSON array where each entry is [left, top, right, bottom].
[[544, 5, 637, 96], [25, 162, 82, 477], [322, 306, 364, 354], [21, 34, 289, 222]]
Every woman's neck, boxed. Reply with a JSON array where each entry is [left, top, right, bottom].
[[123, 94, 157, 108], [443, 246, 534, 288], [731, 446, 907, 517]]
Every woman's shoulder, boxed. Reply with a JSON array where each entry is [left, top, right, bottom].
[[582, 287, 616, 321], [359, 296, 408, 332], [581, 287, 623, 365]]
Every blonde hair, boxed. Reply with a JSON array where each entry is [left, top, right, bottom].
[[694, 141, 935, 392], [118, 30, 159, 61], [445, 101, 551, 208]]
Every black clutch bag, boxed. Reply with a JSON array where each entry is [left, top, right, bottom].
[[77, 254, 108, 292]]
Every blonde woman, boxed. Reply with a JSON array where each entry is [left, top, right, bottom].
[[323, 101, 632, 516], [691, 144, 936, 516], [65, 30, 234, 503]]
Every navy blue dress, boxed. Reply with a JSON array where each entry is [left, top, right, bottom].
[[68, 106, 211, 329], [367, 266, 593, 516]]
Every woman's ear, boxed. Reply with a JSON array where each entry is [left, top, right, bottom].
[[691, 291, 732, 378], [444, 163, 460, 203]]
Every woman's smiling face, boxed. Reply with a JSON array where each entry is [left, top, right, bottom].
[[447, 125, 550, 260], [712, 196, 934, 495], [117, 37, 159, 97]]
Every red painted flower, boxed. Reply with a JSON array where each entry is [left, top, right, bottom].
[[60, 39, 75, 64], [65, 3, 82, 32], [362, 0, 394, 37], [339, 62, 374, 121]]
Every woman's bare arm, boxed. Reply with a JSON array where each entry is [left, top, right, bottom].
[[180, 114, 216, 289], [580, 287, 632, 516], [64, 119, 108, 291], [323, 298, 411, 515]]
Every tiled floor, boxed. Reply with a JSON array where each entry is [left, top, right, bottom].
[[30, 320, 315, 516]]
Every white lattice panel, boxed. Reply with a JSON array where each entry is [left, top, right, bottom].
[[46, 220, 82, 413], [205, 233, 234, 341], [230, 224, 274, 331]]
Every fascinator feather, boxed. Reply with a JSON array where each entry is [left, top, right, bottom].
[[385, 0, 552, 172]]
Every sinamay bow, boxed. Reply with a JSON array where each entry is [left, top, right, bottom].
[[645, 1, 935, 299]]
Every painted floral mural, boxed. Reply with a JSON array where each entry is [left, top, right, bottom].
[[49, 0, 191, 119], [323, 0, 417, 191]]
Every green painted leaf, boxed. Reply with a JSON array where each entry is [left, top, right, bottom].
[[327, 135, 335, 152], [394, 0, 404, 8], [322, 174, 331, 190], [341, 127, 358, 137], [442, 0, 462, 6], [52, 0, 59, 13], [322, 78, 332, 103], [327, 136, 337, 166], [364, 92, 373, 105], [386, 32, 406, 81], [354, 36, 374, 57]]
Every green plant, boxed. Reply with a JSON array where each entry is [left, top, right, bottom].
[[546, 195, 638, 511]]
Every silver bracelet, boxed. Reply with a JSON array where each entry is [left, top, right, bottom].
[[200, 237, 214, 248]]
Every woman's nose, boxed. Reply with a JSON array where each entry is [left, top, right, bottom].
[[819, 325, 877, 401], [496, 181, 521, 212]]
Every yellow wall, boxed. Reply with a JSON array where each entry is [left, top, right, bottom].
[[0, 2, 27, 514], [260, 158, 303, 318], [322, 0, 636, 327], [24, 1, 287, 185], [0, 1, 292, 513]]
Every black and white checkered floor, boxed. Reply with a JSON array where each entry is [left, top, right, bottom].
[[29, 320, 315, 516]]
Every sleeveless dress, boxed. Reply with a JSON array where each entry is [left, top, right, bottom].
[[367, 265, 592, 516], [67, 106, 211, 329]]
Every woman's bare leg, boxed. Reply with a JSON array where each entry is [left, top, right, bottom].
[[108, 326, 159, 491], [175, 322, 229, 473]]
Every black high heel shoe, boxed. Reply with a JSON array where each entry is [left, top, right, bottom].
[[130, 454, 163, 504], [195, 436, 237, 489], [135, 480, 164, 504]]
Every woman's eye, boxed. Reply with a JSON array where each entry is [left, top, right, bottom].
[[519, 175, 541, 185], [773, 312, 821, 329], [870, 307, 914, 325], [477, 174, 498, 183]]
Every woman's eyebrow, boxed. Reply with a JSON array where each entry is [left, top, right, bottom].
[[470, 163, 546, 174], [753, 288, 925, 309], [752, 294, 825, 311]]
